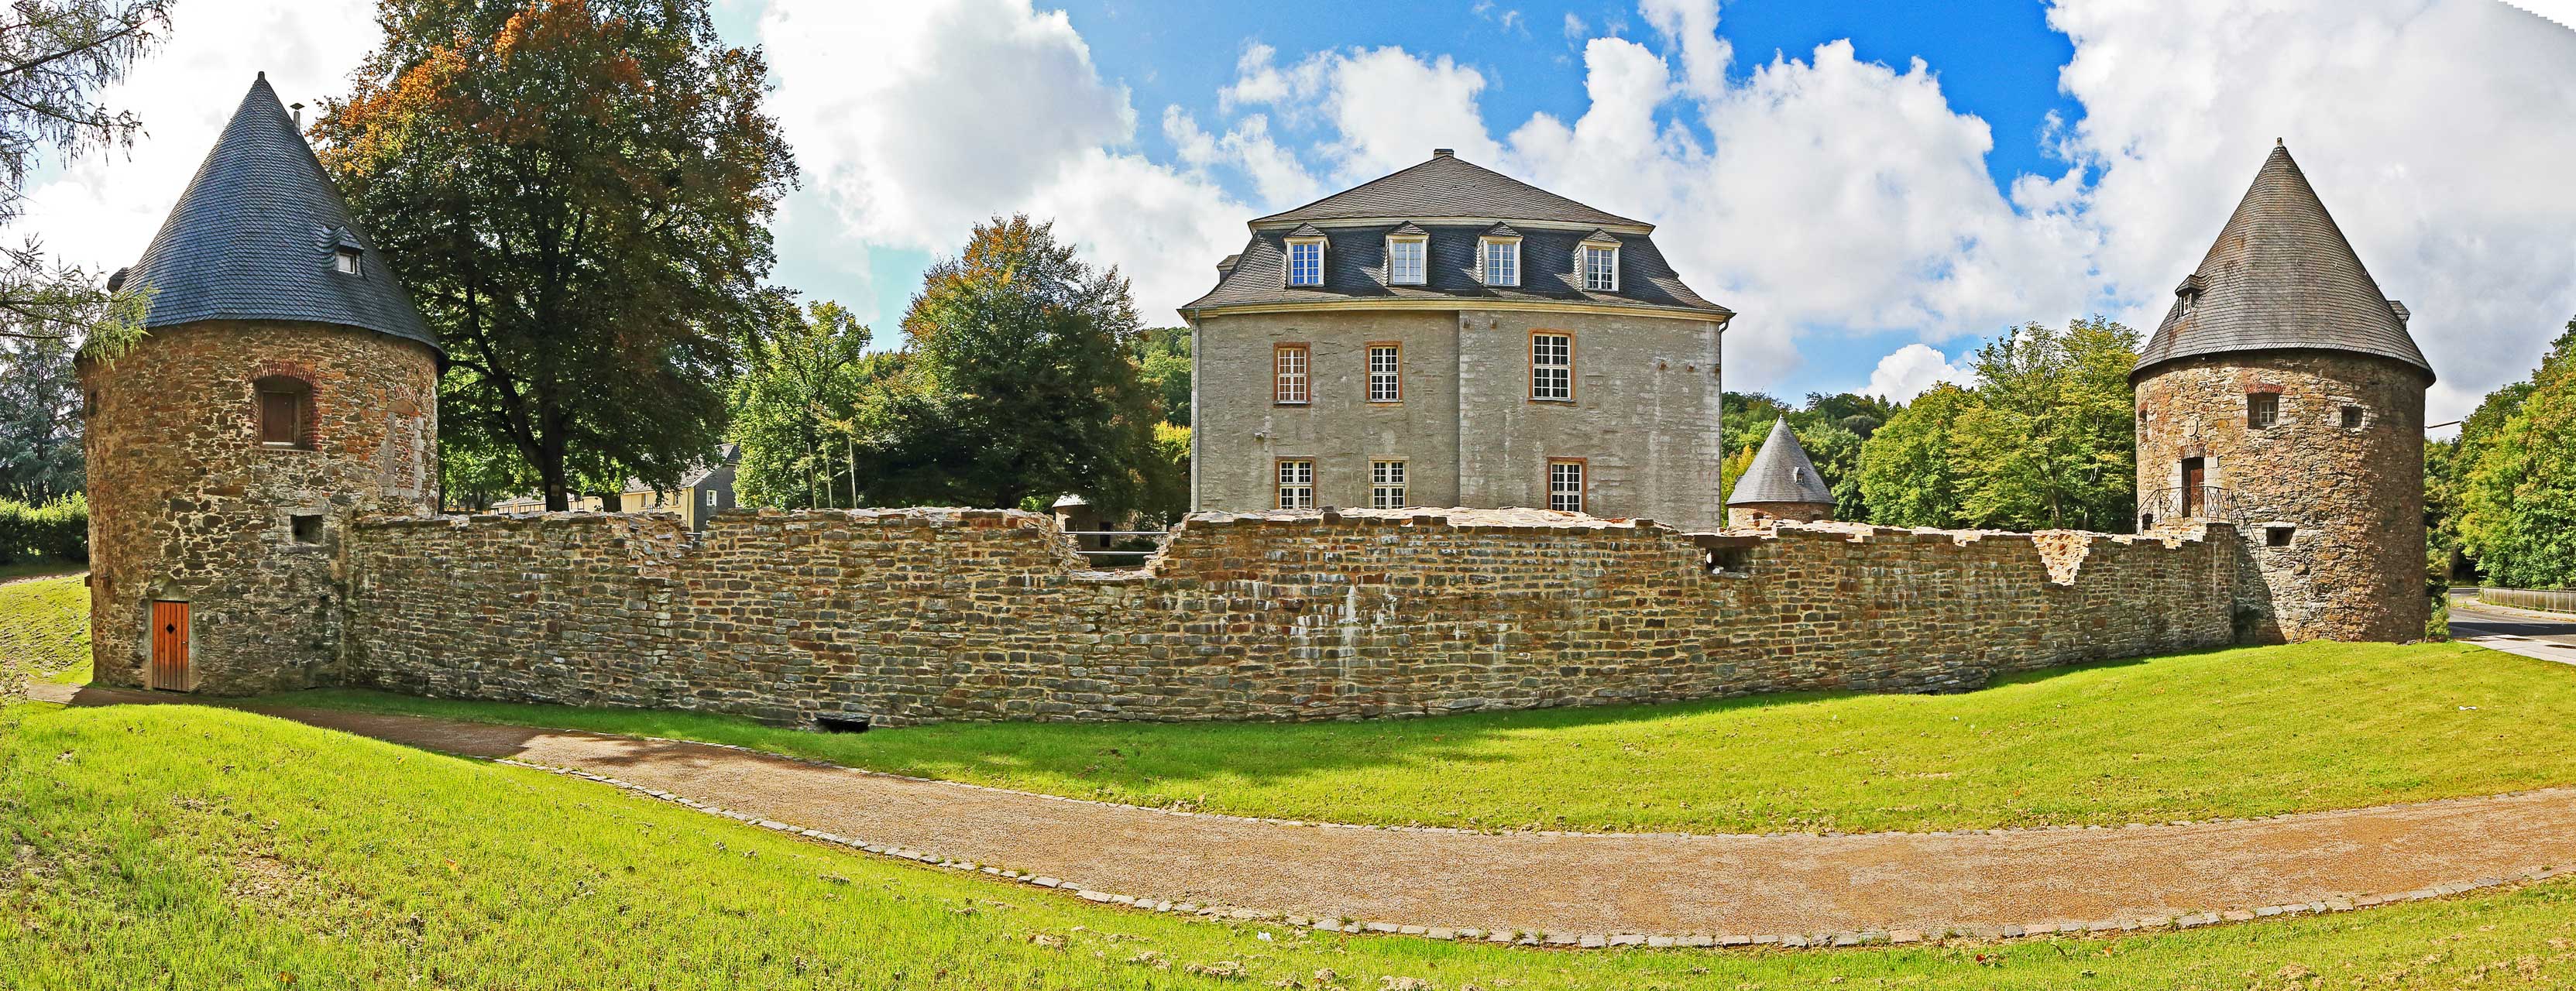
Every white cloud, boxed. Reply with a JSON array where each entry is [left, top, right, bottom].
[[9, 2, 376, 275], [2049, 0, 2576, 423], [763, 0, 1250, 325], [1867, 343, 1972, 402]]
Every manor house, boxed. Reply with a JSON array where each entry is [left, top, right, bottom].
[[1180, 150, 1735, 530]]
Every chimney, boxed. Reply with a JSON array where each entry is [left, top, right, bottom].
[[290, 102, 304, 129], [1432, 148, 1455, 158], [2389, 300, 2409, 325]]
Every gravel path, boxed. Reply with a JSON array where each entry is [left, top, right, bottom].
[[39, 683, 2576, 944]]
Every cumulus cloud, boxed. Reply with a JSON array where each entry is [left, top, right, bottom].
[[2049, 0, 2576, 422], [9, 1, 376, 274], [762, 0, 1249, 324], [1867, 344, 1972, 402]]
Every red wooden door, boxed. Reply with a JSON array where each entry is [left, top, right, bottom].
[[149, 601, 190, 691], [2182, 458, 2206, 518]]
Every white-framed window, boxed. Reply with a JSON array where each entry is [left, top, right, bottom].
[[1371, 460, 1406, 509], [1582, 243, 1618, 291], [1386, 237, 1426, 285], [1480, 238, 1520, 286], [1367, 343, 1400, 403], [1547, 459, 1585, 513], [1530, 332, 1572, 401], [334, 246, 363, 276], [1286, 238, 1325, 286], [2248, 392, 2280, 429], [1277, 459, 1314, 509], [705, 489, 717, 507], [1275, 344, 1310, 404]]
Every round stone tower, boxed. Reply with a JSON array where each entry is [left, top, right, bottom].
[[1726, 418, 1836, 528], [81, 74, 440, 694], [2132, 142, 2430, 643]]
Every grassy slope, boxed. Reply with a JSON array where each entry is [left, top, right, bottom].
[[0, 573, 85, 689], [275, 640, 2576, 834], [8, 701, 2576, 991]]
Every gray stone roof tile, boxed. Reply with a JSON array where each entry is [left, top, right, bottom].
[[1252, 152, 1647, 228], [122, 74, 438, 354], [2135, 144, 2429, 380], [1727, 419, 1834, 506]]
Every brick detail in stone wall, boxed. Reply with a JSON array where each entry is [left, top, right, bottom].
[[342, 507, 2234, 726], [81, 321, 440, 694]]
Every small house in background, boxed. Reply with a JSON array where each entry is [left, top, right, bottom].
[[1052, 494, 1109, 550], [486, 444, 740, 531]]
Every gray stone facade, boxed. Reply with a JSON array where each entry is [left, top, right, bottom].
[[1191, 308, 1726, 529]]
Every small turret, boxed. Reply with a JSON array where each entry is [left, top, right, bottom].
[[1726, 419, 1835, 527]]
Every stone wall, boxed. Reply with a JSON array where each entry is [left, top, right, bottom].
[[342, 507, 2234, 726], [81, 321, 439, 694], [2134, 350, 2427, 643]]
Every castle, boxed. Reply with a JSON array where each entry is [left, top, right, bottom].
[[81, 78, 2429, 718]]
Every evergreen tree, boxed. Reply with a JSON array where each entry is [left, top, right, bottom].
[[0, 334, 82, 499]]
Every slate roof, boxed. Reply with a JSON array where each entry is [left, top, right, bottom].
[[1252, 151, 1647, 228], [120, 74, 438, 354], [2135, 143, 2429, 381], [1183, 221, 1726, 315], [1727, 419, 1834, 506]]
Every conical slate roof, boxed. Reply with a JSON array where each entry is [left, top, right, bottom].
[[2134, 143, 2427, 381], [122, 74, 438, 353], [1251, 150, 1647, 229], [1727, 419, 1834, 506]]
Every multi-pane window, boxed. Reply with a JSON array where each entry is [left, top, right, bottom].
[[1277, 459, 1314, 509], [1367, 344, 1401, 403], [1547, 459, 1585, 513], [1481, 239, 1519, 286], [1582, 244, 1618, 291], [2247, 392, 2280, 429], [1530, 333, 1572, 401], [1386, 238, 1425, 285], [1275, 344, 1310, 403], [1287, 240, 1324, 286], [1371, 460, 1406, 509]]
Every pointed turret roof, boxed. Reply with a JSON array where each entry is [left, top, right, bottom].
[[1727, 419, 1834, 507], [1250, 150, 1647, 230], [2134, 143, 2427, 381], [122, 74, 438, 353]]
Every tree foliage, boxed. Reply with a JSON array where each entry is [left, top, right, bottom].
[[854, 215, 1166, 518], [0, 1, 167, 353], [0, 334, 83, 499], [1132, 325, 1191, 428], [316, 0, 796, 509], [1855, 317, 2141, 532], [729, 296, 888, 509], [2456, 319, 2576, 587]]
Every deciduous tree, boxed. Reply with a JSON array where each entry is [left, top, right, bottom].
[[2458, 321, 2576, 587], [0, 1, 167, 354], [316, 0, 795, 509]]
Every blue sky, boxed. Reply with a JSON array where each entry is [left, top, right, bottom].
[[18, 0, 2576, 423]]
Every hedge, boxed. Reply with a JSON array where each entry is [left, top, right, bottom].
[[0, 493, 88, 564]]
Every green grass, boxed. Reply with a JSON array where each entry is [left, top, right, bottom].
[[0, 558, 83, 583], [9, 701, 2576, 990], [0, 572, 86, 690], [264, 640, 2576, 835]]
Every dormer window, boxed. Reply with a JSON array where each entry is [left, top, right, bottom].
[[1479, 227, 1521, 287], [1385, 224, 1427, 286], [1579, 232, 1619, 292], [2175, 273, 2203, 317], [1284, 225, 1327, 287], [334, 246, 363, 276]]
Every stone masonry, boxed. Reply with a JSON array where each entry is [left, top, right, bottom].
[[343, 508, 2234, 726], [83, 321, 439, 694], [2133, 351, 2427, 643]]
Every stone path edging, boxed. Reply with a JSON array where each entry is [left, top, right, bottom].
[[493, 755, 2568, 951]]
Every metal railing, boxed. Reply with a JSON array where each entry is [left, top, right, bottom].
[[2135, 485, 2235, 527], [2473, 586, 2576, 616], [1063, 530, 1168, 568]]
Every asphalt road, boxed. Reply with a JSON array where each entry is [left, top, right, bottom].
[[2447, 594, 2576, 667]]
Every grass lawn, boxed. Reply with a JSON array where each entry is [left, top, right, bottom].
[[263, 639, 2576, 835], [0, 572, 86, 689], [9, 701, 2576, 990]]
